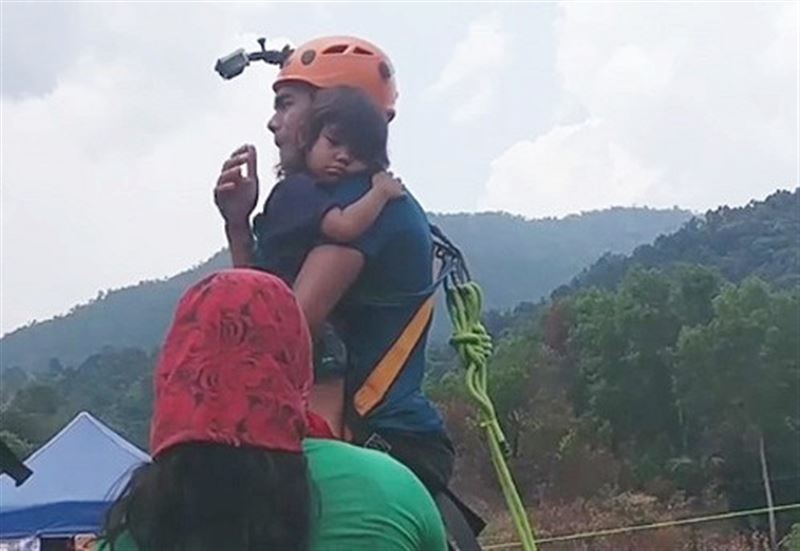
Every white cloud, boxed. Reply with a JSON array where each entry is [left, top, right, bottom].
[[451, 81, 493, 124], [429, 13, 508, 124], [0, 3, 289, 334], [481, 2, 798, 217], [1, 2, 796, 335], [481, 119, 660, 218]]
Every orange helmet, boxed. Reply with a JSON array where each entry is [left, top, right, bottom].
[[274, 36, 398, 116]]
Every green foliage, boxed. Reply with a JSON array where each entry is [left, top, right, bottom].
[[569, 268, 686, 455], [435, 255, 798, 518], [2, 208, 691, 373], [0, 429, 35, 459], [0, 250, 230, 374], [674, 280, 800, 512], [0, 366, 29, 405], [564, 268, 799, 512], [570, 189, 799, 294], [0, 347, 154, 449], [3, 189, 797, 539], [432, 207, 691, 313], [783, 523, 800, 551]]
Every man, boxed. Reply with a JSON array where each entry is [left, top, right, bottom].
[[214, 36, 483, 548]]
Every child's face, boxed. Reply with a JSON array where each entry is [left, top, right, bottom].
[[305, 126, 367, 184]]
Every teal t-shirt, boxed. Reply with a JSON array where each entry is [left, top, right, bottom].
[[326, 176, 444, 433], [98, 438, 445, 551]]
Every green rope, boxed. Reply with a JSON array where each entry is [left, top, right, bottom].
[[446, 281, 538, 551]]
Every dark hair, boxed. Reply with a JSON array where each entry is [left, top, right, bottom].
[[285, 86, 389, 175], [103, 443, 313, 551]]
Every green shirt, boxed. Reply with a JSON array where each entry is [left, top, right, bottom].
[[99, 438, 445, 551]]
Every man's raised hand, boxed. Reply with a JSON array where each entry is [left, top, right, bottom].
[[214, 144, 259, 225]]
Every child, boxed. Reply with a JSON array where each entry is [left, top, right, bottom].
[[252, 86, 404, 376]]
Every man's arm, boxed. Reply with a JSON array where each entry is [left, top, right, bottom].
[[292, 245, 364, 334], [224, 221, 256, 268]]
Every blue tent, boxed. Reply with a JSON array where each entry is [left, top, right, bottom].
[[0, 411, 150, 539]]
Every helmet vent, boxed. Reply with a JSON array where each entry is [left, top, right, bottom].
[[322, 44, 348, 55], [378, 61, 392, 80], [301, 50, 316, 65], [353, 46, 374, 56]]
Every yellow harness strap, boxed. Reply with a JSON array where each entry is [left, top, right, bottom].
[[353, 296, 435, 416]]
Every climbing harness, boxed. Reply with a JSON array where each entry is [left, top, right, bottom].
[[343, 225, 538, 549]]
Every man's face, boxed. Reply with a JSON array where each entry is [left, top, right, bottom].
[[267, 83, 315, 167]]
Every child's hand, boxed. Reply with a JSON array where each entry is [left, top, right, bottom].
[[372, 171, 406, 200]]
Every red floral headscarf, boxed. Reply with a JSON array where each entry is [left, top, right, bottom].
[[150, 269, 314, 457]]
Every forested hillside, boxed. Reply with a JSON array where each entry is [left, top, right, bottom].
[[1, 207, 690, 373]]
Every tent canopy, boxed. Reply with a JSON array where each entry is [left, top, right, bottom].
[[0, 412, 149, 539]]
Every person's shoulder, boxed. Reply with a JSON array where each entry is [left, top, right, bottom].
[[339, 173, 372, 188], [281, 171, 316, 185], [382, 191, 430, 234], [304, 438, 396, 471], [391, 190, 426, 217], [304, 438, 426, 495], [328, 173, 372, 201], [304, 439, 445, 551], [264, 173, 331, 217], [271, 172, 320, 196]]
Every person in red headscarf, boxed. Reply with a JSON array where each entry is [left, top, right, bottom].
[[99, 270, 445, 551]]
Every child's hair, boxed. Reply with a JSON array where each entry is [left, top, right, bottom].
[[285, 86, 389, 176]]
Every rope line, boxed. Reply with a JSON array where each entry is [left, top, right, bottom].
[[480, 502, 800, 550]]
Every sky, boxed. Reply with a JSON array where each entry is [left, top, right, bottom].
[[1, 1, 798, 335]]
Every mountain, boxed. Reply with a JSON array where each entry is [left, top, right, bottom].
[[433, 207, 692, 311], [562, 189, 799, 296], [2, 191, 795, 527], [442, 189, 800, 512], [1, 254, 229, 374], [0, 207, 692, 373]]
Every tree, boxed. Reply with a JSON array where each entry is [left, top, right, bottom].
[[569, 268, 682, 470], [0, 429, 35, 459], [0, 366, 29, 405], [0, 347, 155, 450], [675, 279, 800, 532]]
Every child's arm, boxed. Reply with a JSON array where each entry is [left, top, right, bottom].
[[321, 171, 405, 243]]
